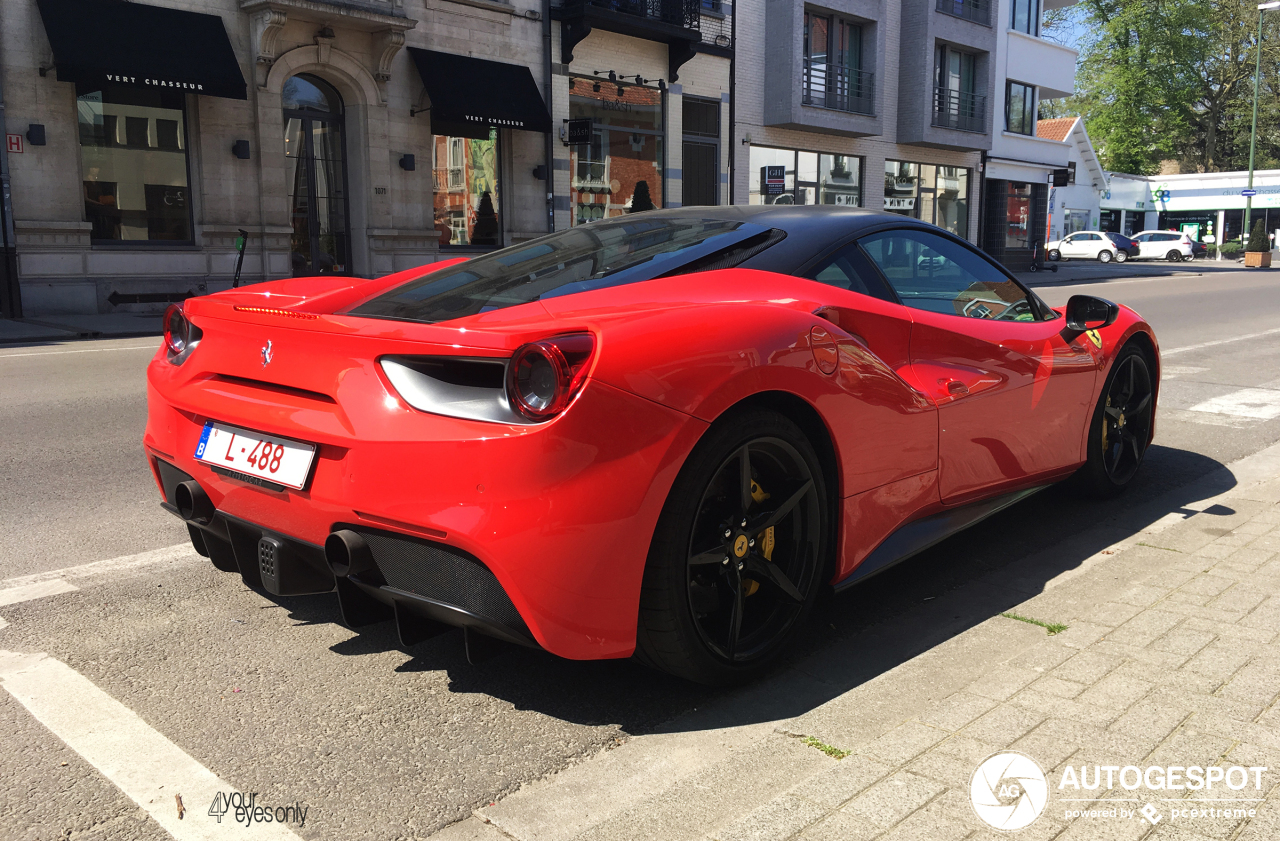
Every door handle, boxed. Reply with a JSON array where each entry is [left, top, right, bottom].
[[945, 379, 969, 396]]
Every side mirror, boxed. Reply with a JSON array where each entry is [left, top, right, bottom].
[[1065, 295, 1119, 331]]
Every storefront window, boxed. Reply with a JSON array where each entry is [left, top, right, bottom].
[[749, 146, 862, 206], [432, 129, 500, 247], [77, 85, 191, 242], [1005, 182, 1032, 249], [569, 80, 663, 224], [885, 160, 970, 239]]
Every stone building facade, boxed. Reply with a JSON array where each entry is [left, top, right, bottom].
[[2, 0, 553, 316]]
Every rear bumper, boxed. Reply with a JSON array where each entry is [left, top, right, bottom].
[[145, 366, 708, 660]]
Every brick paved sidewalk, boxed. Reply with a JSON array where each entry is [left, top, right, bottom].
[[714, 479, 1280, 841]]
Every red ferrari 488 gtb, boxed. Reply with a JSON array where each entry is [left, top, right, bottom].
[[145, 207, 1159, 684]]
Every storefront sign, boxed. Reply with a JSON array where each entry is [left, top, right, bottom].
[[884, 197, 916, 211], [567, 119, 593, 145], [5, 134, 22, 154], [1052, 168, 1070, 187], [105, 73, 205, 92], [762, 166, 785, 195]]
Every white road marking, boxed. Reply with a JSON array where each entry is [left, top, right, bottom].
[[0, 543, 196, 591], [1189, 388, 1280, 420], [0, 651, 303, 840], [1161, 365, 1208, 379], [0, 617, 8, 631], [0, 344, 156, 360], [0, 579, 79, 607], [1161, 407, 1261, 429], [1162, 326, 1280, 357]]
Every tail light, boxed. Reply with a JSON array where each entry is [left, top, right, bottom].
[[162, 303, 201, 362], [506, 333, 595, 421]]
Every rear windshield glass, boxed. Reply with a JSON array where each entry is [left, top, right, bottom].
[[349, 217, 773, 324]]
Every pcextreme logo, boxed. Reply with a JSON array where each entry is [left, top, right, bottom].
[[970, 752, 1048, 831]]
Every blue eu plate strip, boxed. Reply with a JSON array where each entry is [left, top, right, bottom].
[[195, 421, 214, 458]]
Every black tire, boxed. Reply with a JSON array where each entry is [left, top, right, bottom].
[[1166, 250, 1183, 262], [634, 409, 829, 685], [1115, 249, 1128, 263], [1048, 249, 1061, 261], [1072, 342, 1155, 498], [1098, 250, 1113, 264]]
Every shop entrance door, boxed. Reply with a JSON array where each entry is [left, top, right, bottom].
[[283, 75, 351, 276]]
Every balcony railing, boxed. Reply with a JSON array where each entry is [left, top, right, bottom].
[[932, 87, 986, 133], [934, 0, 990, 26], [555, 0, 702, 30], [802, 61, 875, 116]]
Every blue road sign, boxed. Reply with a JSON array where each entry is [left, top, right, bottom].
[[1242, 189, 1258, 197]]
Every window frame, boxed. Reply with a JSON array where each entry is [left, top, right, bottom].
[[76, 83, 195, 247], [1005, 81, 1036, 135], [1009, 0, 1040, 35], [843, 223, 1059, 322]]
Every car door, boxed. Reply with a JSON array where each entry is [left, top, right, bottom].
[[1058, 233, 1081, 258], [1082, 233, 1104, 258], [857, 228, 1100, 503], [799, 244, 939, 489], [1136, 233, 1158, 259]]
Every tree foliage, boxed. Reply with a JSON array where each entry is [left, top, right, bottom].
[[1061, 0, 1280, 174]]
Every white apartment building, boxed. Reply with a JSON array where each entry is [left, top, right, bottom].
[[978, 0, 1079, 270]]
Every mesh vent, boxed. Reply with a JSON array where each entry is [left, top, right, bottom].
[[258, 538, 279, 581], [357, 530, 528, 633]]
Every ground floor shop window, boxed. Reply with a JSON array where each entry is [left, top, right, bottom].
[[1005, 182, 1032, 249], [884, 160, 970, 238], [77, 85, 191, 242], [1158, 210, 1224, 244], [569, 81, 664, 224], [433, 129, 501, 246], [748, 146, 862, 206]]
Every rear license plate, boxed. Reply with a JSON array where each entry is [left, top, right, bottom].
[[194, 421, 316, 490]]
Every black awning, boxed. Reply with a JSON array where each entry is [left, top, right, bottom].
[[408, 48, 551, 139], [36, 0, 247, 100]]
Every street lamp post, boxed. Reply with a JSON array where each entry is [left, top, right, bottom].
[[1246, 2, 1280, 241]]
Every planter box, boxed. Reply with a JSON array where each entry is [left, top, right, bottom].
[[1245, 251, 1273, 268]]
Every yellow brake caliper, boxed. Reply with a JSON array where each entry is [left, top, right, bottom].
[[745, 481, 776, 597]]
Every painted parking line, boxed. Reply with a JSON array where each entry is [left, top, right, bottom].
[[0, 651, 303, 840], [1162, 326, 1280, 357], [1189, 387, 1280, 421], [0, 579, 79, 607]]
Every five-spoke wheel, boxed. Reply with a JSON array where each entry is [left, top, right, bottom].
[[635, 410, 828, 684], [1075, 343, 1155, 496]]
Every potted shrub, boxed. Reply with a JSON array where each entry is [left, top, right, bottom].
[[1244, 219, 1272, 268]]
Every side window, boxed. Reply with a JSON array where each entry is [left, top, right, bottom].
[[1133, 234, 1148, 242], [804, 246, 894, 300], [859, 228, 1038, 321]]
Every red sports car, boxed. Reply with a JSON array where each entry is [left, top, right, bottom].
[[144, 207, 1159, 684]]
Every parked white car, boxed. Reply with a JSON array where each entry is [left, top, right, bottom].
[[1045, 231, 1128, 263], [1130, 230, 1195, 262]]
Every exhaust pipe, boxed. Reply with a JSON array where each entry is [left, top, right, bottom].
[[174, 480, 214, 523], [325, 530, 374, 578]]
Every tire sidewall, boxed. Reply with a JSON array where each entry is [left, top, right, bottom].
[[638, 409, 829, 684], [1078, 343, 1150, 497], [1099, 250, 1113, 263]]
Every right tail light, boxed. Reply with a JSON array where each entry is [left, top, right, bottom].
[[506, 333, 595, 421]]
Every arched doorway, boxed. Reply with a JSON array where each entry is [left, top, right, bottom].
[[283, 74, 351, 275]]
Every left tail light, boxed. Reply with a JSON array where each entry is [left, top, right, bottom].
[[162, 303, 202, 363], [507, 333, 595, 421]]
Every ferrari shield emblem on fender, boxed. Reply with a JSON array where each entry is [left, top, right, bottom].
[[1085, 329, 1102, 348], [261, 340, 273, 367]]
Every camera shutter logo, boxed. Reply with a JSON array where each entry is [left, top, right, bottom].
[[970, 751, 1048, 831]]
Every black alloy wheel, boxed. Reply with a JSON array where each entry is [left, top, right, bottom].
[[635, 410, 828, 684], [1074, 343, 1154, 496]]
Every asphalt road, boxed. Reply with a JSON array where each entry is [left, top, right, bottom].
[[2, 268, 1280, 840]]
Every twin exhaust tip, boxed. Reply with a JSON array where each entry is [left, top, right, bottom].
[[325, 530, 374, 578], [175, 479, 369, 580]]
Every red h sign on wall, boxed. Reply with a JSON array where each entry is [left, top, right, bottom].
[[5, 134, 22, 154]]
